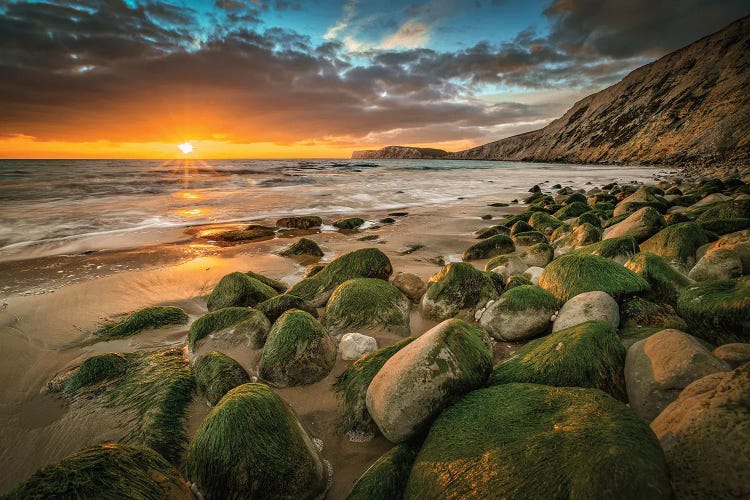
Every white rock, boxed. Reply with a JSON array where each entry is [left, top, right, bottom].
[[552, 291, 619, 333], [523, 266, 544, 285], [339, 333, 378, 361]]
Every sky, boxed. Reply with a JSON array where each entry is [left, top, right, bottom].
[[0, 0, 748, 158]]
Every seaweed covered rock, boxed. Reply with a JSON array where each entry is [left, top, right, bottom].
[[475, 225, 510, 239], [479, 285, 558, 341], [366, 319, 492, 443], [245, 271, 288, 293], [57, 353, 129, 393], [553, 201, 591, 220], [288, 248, 393, 306], [705, 229, 750, 273], [519, 242, 554, 267], [640, 222, 712, 272], [572, 235, 640, 264], [676, 277, 750, 344], [688, 247, 743, 281], [651, 363, 750, 499], [539, 253, 650, 302], [554, 222, 601, 250], [420, 263, 500, 321], [510, 220, 533, 235], [333, 338, 415, 440], [324, 278, 411, 336], [96, 306, 188, 338], [276, 215, 322, 229], [212, 225, 275, 243], [624, 252, 694, 304], [5, 444, 192, 499], [490, 321, 627, 400], [405, 383, 671, 499], [512, 230, 547, 246], [346, 441, 421, 500], [334, 217, 365, 230], [552, 291, 619, 332], [206, 272, 278, 311], [695, 199, 750, 224], [279, 237, 324, 257], [185, 383, 328, 499], [603, 206, 665, 242], [461, 234, 514, 261], [390, 272, 428, 302], [528, 211, 564, 235], [484, 253, 526, 275], [699, 217, 750, 235], [506, 273, 533, 289], [613, 186, 668, 217], [188, 307, 269, 350], [625, 329, 729, 421], [259, 310, 337, 386], [619, 297, 687, 331], [194, 351, 250, 406], [256, 294, 318, 323]]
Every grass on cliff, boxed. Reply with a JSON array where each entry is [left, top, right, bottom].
[[96, 306, 188, 339]]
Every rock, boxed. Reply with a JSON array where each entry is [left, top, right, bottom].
[[259, 310, 337, 386], [613, 186, 668, 217], [288, 248, 393, 306], [625, 329, 730, 421], [206, 272, 278, 311], [705, 229, 750, 273], [539, 253, 650, 302], [490, 321, 627, 399], [185, 383, 328, 499], [519, 242, 554, 267], [692, 192, 732, 207], [339, 333, 378, 361], [619, 297, 687, 331], [420, 262, 500, 321], [304, 263, 326, 277], [553, 201, 591, 219], [333, 217, 365, 230], [333, 338, 415, 439], [688, 247, 743, 281], [651, 363, 750, 499], [366, 319, 492, 443], [256, 294, 318, 323], [245, 271, 288, 293], [462, 234, 515, 260], [324, 278, 410, 336], [523, 266, 544, 285], [640, 222, 712, 273], [390, 272, 427, 302], [53, 353, 129, 393], [512, 230, 548, 246], [212, 225, 275, 243], [603, 206, 665, 242], [699, 217, 750, 235], [280, 237, 324, 257], [528, 212, 564, 235], [405, 383, 671, 499], [575, 211, 602, 228], [479, 285, 558, 341], [573, 235, 640, 264], [695, 199, 750, 224], [713, 343, 750, 368], [624, 251, 694, 304], [96, 306, 189, 338], [189, 307, 270, 350], [6, 444, 192, 499], [276, 215, 322, 229], [676, 276, 750, 344], [194, 351, 250, 405], [346, 441, 420, 500], [554, 222, 601, 250], [552, 291, 619, 332], [502, 274, 531, 290], [484, 253, 526, 275], [510, 220, 534, 235], [475, 225, 510, 239]]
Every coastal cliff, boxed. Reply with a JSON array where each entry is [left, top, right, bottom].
[[352, 146, 449, 159]]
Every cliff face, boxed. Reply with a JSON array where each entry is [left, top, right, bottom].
[[352, 146, 449, 159]]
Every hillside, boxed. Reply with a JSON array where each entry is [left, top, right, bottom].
[[352, 146, 449, 159]]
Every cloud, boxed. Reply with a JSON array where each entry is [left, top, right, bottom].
[[379, 21, 431, 49]]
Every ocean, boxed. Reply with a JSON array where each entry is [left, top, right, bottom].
[[0, 158, 665, 261]]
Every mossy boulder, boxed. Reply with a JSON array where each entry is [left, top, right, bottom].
[[346, 441, 421, 500], [257, 294, 318, 323], [259, 310, 337, 386], [613, 186, 668, 217], [420, 262, 500, 321], [475, 225, 509, 239], [519, 242, 554, 267], [688, 247, 743, 281], [619, 297, 687, 331], [366, 319, 492, 443], [188, 307, 268, 350], [334, 217, 365, 229], [479, 285, 558, 341], [705, 229, 750, 273], [288, 248, 393, 306], [206, 272, 278, 311], [553, 201, 591, 219], [603, 206, 665, 242], [333, 338, 415, 440], [501, 212, 532, 227], [676, 277, 750, 344], [510, 220, 534, 235], [640, 222, 712, 272], [245, 270, 288, 293], [624, 251, 693, 304], [96, 306, 188, 339], [324, 278, 411, 336], [695, 199, 750, 224], [461, 234, 514, 261], [185, 383, 328, 499], [5, 444, 192, 499], [575, 211, 602, 228], [505, 274, 533, 289], [512, 230, 547, 246], [589, 192, 618, 204], [276, 215, 322, 229], [484, 253, 526, 275], [212, 225, 275, 243], [539, 253, 650, 302], [60, 353, 129, 393], [572, 235, 640, 264], [194, 351, 250, 406], [280, 237, 324, 257], [699, 217, 750, 235], [490, 321, 627, 400], [405, 383, 671, 499], [554, 222, 601, 250]]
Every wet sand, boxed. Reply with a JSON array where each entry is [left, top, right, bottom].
[[0, 170, 666, 496]]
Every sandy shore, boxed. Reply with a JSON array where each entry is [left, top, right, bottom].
[[0, 169, 669, 497]]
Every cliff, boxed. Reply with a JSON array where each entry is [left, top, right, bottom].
[[352, 146, 449, 159]]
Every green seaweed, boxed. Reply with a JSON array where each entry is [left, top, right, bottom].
[[475, 225, 510, 239], [676, 277, 750, 344], [280, 238, 324, 257], [245, 271, 288, 293], [257, 294, 318, 323], [188, 307, 256, 349], [206, 272, 278, 311], [504, 274, 532, 290], [96, 306, 188, 339], [346, 440, 422, 500], [510, 220, 534, 235], [640, 222, 711, 269], [420, 263, 499, 320], [512, 230, 547, 246], [699, 218, 750, 235], [334, 217, 365, 229], [554, 201, 590, 219], [276, 215, 322, 229], [63, 353, 128, 393], [528, 212, 564, 234], [624, 251, 694, 304], [573, 235, 640, 261], [324, 278, 410, 335], [462, 234, 515, 261], [194, 351, 250, 406]]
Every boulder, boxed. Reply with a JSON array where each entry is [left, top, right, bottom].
[[346, 441, 420, 500], [572, 235, 640, 264], [553, 201, 591, 219], [280, 237, 324, 257], [185, 383, 328, 499], [245, 271, 288, 293], [603, 206, 665, 242], [554, 223, 601, 251], [96, 306, 188, 338], [256, 294, 318, 323], [405, 383, 671, 499], [552, 291, 619, 332], [528, 212, 564, 235], [390, 272, 428, 302], [462, 234, 515, 260], [512, 230, 548, 246], [259, 310, 337, 386], [523, 266, 544, 285], [288, 248, 393, 306], [324, 278, 411, 336], [613, 186, 668, 217], [212, 225, 275, 243], [339, 332, 378, 361], [276, 215, 322, 229], [366, 319, 492, 443], [194, 351, 250, 405], [206, 272, 278, 311], [333, 217, 365, 229], [519, 242, 554, 267], [420, 263, 500, 321], [490, 321, 627, 400], [640, 222, 712, 273], [712, 343, 750, 368], [189, 307, 270, 350], [503, 274, 532, 290], [539, 253, 650, 302], [624, 252, 694, 304], [688, 247, 743, 281], [510, 220, 534, 235], [676, 277, 750, 344], [625, 329, 730, 421], [695, 199, 750, 224], [484, 253, 526, 275], [651, 363, 750, 499], [475, 225, 510, 239], [619, 297, 687, 331], [479, 285, 558, 341], [704, 229, 750, 273]]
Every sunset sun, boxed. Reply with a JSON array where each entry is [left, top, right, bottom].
[[178, 142, 193, 154]]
